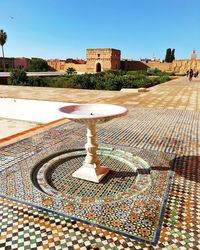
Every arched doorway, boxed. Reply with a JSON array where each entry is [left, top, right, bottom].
[[96, 63, 101, 72]]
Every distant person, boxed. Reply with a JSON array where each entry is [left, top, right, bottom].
[[194, 70, 199, 78], [189, 69, 193, 81], [186, 70, 189, 77]]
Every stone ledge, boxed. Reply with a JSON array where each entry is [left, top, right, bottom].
[[121, 88, 150, 93], [137, 88, 150, 93]]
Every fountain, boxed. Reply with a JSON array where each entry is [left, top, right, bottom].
[[59, 104, 128, 183]]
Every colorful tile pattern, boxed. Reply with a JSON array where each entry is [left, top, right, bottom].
[[0, 128, 173, 244], [0, 107, 200, 249], [35, 148, 151, 200]]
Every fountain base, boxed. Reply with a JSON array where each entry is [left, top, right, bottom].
[[72, 164, 110, 183]]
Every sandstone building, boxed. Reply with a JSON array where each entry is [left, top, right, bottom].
[[86, 48, 121, 72], [48, 48, 121, 73], [47, 48, 200, 74], [2, 48, 197, 74]]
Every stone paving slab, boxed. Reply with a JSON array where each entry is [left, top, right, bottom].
[[1, 77, 200, 111], [1, 76, 200, 140]]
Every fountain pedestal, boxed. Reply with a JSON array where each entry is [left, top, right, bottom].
[[72, 123, 109, 182], [60, 104, 128, 183]]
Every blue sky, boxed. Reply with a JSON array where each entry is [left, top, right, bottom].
[[1, 0, 200, 60]]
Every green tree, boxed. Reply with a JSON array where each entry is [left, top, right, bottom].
[[66, 67, 77, 75], [165, 48, 175, 62], [0, 29, 7, 72], [8, 69, 28, 85], [170, 49, 175, 62], [165, 48, 171, 62], [28, 58, 51, 72]]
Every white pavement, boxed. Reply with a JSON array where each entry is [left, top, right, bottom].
[[0, 98, 71, 123]]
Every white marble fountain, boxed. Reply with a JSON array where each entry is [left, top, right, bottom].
[[60, 104, 128, 183]]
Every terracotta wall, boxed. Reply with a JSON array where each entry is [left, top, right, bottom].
[[14, 58, 29, 69], [0, 57, 14, 70]]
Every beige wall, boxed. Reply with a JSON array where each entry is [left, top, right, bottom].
[[48, 60, 87, 72], [64, 63, 87, 72], [47, 49, 200, 74], [48, 58, 172, 73], [48, 49, 121, 73], [121, 60, 149, 70], [171, 60, 200, 73], [120, 60, 172, 72], [144, 61, 172, 71], [125, 60, 200, 73], [48, 60, 66, 71]]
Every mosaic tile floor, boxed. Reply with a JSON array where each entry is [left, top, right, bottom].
[[0, 107, 200, 249]]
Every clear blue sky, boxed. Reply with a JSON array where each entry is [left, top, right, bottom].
[[1, 0, 200, 60]]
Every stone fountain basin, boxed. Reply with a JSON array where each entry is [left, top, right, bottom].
[[59, 104, 128, 123]]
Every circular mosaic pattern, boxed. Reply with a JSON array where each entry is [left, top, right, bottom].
[[32, 148, 151, 203]]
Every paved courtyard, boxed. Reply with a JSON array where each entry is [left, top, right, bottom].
[[0, 76, 200, 249]]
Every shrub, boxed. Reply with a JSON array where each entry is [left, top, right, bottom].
[[147, 68, 162, 75], [126, 70, 147, 76], [7, 70, 171, 90], [28, 58, 51, 72], [65, 74, 93, 89], [8, 69, 28, 85], [44, 77, 68, 88], [27, 76, 48, 87], [66, 67, 77, 75], [156, 75, 170, 83], [147, 68, 174, 77]]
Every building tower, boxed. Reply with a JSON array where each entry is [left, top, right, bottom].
[[191, 49, 197, 60], [86, 48, 121, 72]]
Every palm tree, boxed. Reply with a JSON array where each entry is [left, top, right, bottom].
[[0, 29, 7, 71]]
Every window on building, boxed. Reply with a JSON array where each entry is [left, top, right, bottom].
[[98, 54, 100, 58]]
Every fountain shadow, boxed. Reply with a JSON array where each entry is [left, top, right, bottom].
[[169, 155, 200, 183], [100, 169, 137, 184]]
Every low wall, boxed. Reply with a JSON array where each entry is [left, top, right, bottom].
[[120, 60, 172, 72], [121, 61, 149, 70], [48, 60, 87, 73], [0, 77, 7, 84], [64, 63, 87, 73], [144, 62, 172, 71], [48, 58, 200, 74]]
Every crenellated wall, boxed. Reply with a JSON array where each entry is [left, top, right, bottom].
[[171, 60, 200, 73]]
